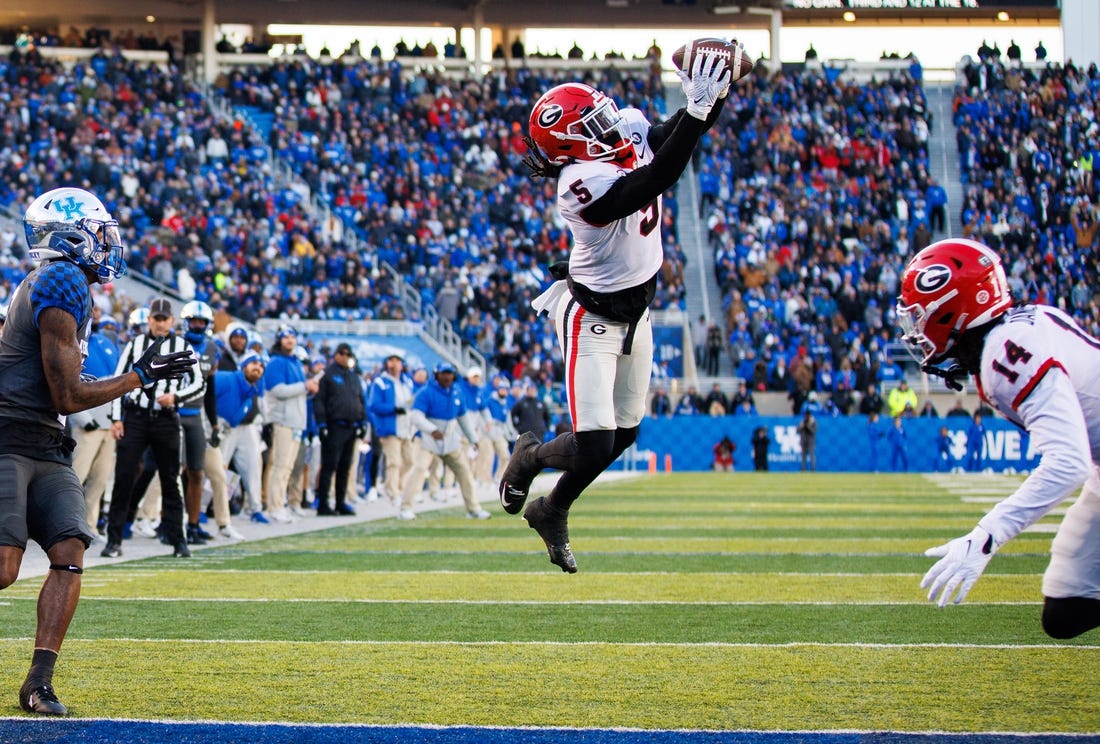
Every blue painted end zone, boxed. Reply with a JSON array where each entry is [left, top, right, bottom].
[[0, 721, 1096, 744]]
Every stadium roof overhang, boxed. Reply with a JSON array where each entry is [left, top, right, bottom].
[[0, 0, 1060, 32]]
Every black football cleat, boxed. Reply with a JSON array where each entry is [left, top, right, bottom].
[[498, 431, 542, 515], [99, 542, 122, 558], [186, 525, 209, 545], [173, 541, 192, 558], [20, 683, 68, 716], [523, 496, 577, 573]]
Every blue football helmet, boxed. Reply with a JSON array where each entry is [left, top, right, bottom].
[[23, 187, 126, 283], [128, 307, 150, 330]]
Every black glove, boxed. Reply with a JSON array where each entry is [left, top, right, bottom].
[[134, 336, 197, 388], [83, 421, 99, 432], [209, 427, 221, 448], [317, 426, 328, 443], [355, 426, 366, 439], [393, 407, 406, 415]]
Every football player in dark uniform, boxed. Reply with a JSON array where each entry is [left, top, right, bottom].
[[0, 187, 195, 714]]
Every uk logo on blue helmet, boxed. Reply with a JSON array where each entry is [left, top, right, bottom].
[[23, 187, 126, 284]]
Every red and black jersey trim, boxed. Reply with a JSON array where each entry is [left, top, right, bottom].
[[1011, 357, 1066, 411]]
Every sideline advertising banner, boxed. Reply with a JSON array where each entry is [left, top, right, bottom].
[[630, 415, 1038, 473]]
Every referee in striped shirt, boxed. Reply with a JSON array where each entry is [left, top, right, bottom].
[[101, 298, 203, 558]]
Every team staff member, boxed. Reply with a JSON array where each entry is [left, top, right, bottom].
[[103, 297, 203, 559], [218, 323, 267, 521], [177, 300, 220, 544], [0, 187, 193, 715], [368, 352, 415, 504], [263, 325, 318, 523], [210, 351, 267, 539], [499, 46, 738, 572], [401, 362, 491, 521], [314, 343, 367, 515]]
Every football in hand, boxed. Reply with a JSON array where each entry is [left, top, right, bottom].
[[672, 38, 753, 82]]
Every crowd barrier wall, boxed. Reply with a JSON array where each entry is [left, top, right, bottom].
[[625, 415, 1038, 474]]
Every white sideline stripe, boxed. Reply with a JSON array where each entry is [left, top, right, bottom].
[[3, 596, 1045, 606], [0, 637, 1094, 651], [0, 718, 1091, 738]]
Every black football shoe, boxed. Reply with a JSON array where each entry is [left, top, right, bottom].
[[173, 541, 192, 558], [523, 496, 577, 573], [498, 431, 542, 515], [19, 683, 68, 716]]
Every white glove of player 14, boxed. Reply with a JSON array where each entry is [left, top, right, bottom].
[[678, 51, 732, 121], [920, 525, 998, 607]]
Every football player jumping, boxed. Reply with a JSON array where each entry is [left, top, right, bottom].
[[499, 45, 741, 572], [898, 237, 1100, 638]]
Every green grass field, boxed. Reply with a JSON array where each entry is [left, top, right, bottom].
[[2, 472, 1097, 732]]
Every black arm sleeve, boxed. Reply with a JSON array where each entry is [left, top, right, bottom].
[[203, 373, 218, 426], [580, 99, 727, 226]]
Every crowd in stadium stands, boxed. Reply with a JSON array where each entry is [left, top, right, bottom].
[[953, 51, 1100, 337], [695, 63, 934, 409], [0, 41, 1097, 418]]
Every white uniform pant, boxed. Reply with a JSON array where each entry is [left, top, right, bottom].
[[555, 298, 652, 432], [1044, 467, 1100, 599]]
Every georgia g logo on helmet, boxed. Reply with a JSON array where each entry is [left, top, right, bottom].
[[537, 104, 564, 128], [914, 264, 952, 294]]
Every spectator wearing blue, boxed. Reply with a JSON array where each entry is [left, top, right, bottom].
[[207, 352, 266, 539], [937, 425, 957, 473], [400, 362, 489, 521], [70, 314, 122, 534], [263, 325, 319, 523], [888, 415, 909, 472], [675, 386, 702, 416], [462, 366, 494, 488], [485, 376, 518, 483], [966, 411, 986, 472], [926, 177, 948, 233], [313, 343, 367, 516], [213, 352, 267, 526], [867, 411, 885, 473], [368, 353, 416, 505]]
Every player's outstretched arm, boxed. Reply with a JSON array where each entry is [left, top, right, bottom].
[[40, 307, 145, 414]]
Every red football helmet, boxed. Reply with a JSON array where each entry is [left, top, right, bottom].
[[896, 238, 1013, 365], [528, 82, 636, 167]]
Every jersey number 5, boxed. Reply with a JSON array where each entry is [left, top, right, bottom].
[[568, 180, 660, 237], [990, 339, 1032, 384]]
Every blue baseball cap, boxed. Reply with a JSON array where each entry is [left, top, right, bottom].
[[434, 361, 457, 375]]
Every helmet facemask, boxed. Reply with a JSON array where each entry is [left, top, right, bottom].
[[24, 192, 126, 284]]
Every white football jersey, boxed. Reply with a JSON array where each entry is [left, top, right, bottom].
[[556, 108, 663, 293], [975, 305, 1100, 544]]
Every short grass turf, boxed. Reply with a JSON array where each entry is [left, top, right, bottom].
[[1, 472, 1097, 732]]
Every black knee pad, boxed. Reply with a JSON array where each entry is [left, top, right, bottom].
[[612, 426, 639, 458], [1041, 596, 1100, 639]]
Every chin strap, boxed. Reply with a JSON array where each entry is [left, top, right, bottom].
[[922, 362, 968, 392]]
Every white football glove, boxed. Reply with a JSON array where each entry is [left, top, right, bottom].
[[920, 526, 998, 608], [678, 51, 732, 120]]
